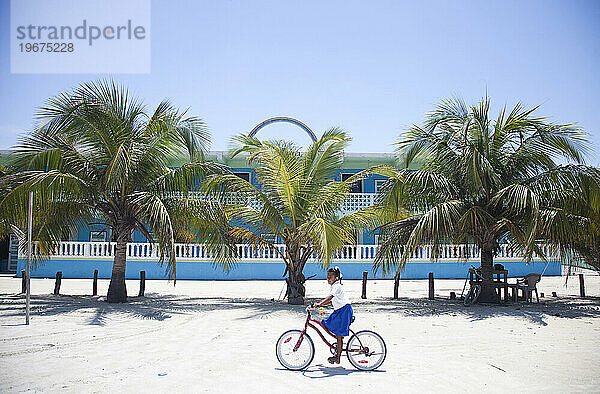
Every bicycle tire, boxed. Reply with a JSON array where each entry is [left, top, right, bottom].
[[346, 330, 387, 371], [463, 284, 482, 306], [275, 329, 315, 371]]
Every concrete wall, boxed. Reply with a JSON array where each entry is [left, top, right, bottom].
[[17, 257, 561, 280]]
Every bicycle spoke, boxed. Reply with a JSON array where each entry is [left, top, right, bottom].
[[347, 331, 386, 370], [276, 330, 315, 370]]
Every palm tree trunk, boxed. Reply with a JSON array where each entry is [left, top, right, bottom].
[[285, 244, 306, 304], [479, 245, 500, 303], [286, 266, 306, 305], [107, 240, 128, 303]]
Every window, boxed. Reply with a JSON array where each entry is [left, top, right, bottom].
[[261, 233, 276, 243], [90, 230, 107, 242], [233, 172, 251, 182], [341, 173, 362, 193], [374, 234, 389, 245], [8, 234, 19, 271], [145, 232, 155, 243], [374, 179, 387, 194], [355, 229, 363, 245]]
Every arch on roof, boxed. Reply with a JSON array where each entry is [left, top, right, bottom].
[[248, 117, 317, 142]]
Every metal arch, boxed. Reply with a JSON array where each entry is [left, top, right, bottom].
[[248, 117, 317, 142]]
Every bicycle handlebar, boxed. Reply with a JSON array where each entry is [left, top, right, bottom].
[[304, 306, 312, 319], [470, 265, 491, 281]]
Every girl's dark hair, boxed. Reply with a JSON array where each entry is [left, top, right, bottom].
[[327, 266, 342, 284]]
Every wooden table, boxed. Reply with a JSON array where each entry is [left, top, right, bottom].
[[506, 283, 520, 301]]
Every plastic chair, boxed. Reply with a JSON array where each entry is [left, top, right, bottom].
[[516, 273, 541, 302]]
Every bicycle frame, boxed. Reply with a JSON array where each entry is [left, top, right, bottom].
[[461, 265, 485, 298], [292, 309, 359, 353]]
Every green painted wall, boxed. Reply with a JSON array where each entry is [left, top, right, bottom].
[[0, 150, 424, 170]]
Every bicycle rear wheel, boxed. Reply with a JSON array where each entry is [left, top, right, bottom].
[[276, 330, 315, 371], [346, 330, 387, 371], [463, 284, 481, 306]]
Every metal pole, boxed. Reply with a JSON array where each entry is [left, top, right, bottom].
[[26, 191, 33, 325]]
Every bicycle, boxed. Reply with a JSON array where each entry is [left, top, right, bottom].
[[461, 265, 482, 306], [275, 306, 387, 371]]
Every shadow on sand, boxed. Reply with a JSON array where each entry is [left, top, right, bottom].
[[361, 296, 600, 326], [274, 365, 385, 377], [0, 292, 598, 327], [0, 293, 299, 326], [301, 364, 386, 378]]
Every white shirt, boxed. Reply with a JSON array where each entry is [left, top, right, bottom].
[[329, 281, 350, 310]]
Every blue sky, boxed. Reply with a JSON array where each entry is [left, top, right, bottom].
[[1, 0, 599, 163]]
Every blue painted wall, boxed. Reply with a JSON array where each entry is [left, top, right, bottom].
[[17, 257, 561, 280]]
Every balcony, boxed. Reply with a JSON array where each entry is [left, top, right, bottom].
[[220, 192, 377, 214], [167, 192, 378, 214]]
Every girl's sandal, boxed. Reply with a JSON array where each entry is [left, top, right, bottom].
[[327, 356, 340, 364]]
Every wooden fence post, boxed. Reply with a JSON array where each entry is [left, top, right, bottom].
[[428, 272, 434, 300], [139, 270, 146, 297], [53, 271, 62, 295], [21, 270, 26, 293], [393, 271, 400, 299], [579, 274, 585, 297], [361, 271, 368, 299], [92, 269, 98, 296]]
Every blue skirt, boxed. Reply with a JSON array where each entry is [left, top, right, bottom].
[[321, 304, 353, 336]]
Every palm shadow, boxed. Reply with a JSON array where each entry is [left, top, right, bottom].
[[358, 296, 600, 326], [0, 293, 304, 326], [0, 292, 598, 327]]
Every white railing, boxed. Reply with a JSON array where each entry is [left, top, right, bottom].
[[221, 192, 377, 214], [167, 192, 377, 214], [340, 193, 376, 215], [30, 241, 559, 261]]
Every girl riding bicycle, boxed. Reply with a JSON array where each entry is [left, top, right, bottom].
[[312, 266, 353, 364]]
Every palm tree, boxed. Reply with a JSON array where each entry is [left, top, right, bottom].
[[375, 97, 595, 302], [206, 130, 395, 304], [536, 166, 600, 271], [0, 80, 228, 303]]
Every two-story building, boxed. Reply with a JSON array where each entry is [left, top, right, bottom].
[[8, 149, 561, 280]]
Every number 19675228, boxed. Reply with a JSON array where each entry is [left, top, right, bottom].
[[19, 42, 74, 52]]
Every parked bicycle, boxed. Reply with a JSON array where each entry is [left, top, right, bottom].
[[276, 307, 387, 371], [461, 265, 482, 306]]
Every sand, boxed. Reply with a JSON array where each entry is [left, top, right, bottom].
[[1, 273, 599, 393]]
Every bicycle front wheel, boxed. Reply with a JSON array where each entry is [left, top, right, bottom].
[[276, 330, 315, 371], [463, 284, 481, 306], [346, 330, 387, 371]]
